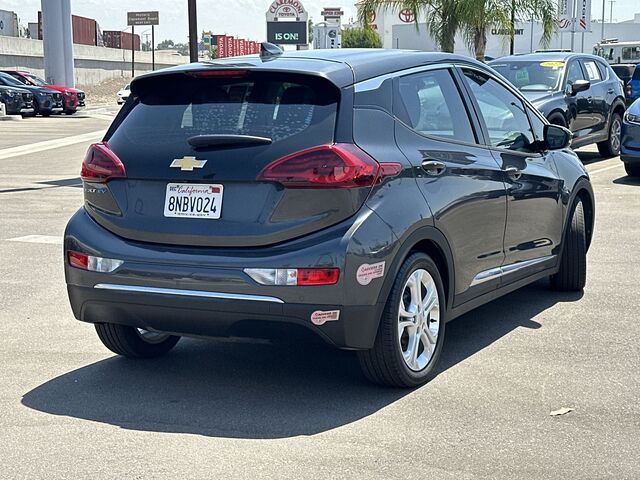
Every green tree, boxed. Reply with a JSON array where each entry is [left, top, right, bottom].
[[156, 39, 175, 50], [357, 0, 556, 58], [342, 27, 383, 48]]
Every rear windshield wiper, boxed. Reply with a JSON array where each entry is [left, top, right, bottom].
[[187, 134, 272, 148]]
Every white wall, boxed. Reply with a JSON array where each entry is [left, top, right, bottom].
[[370, 7, 640, 58], [0, 36, 188, 85]]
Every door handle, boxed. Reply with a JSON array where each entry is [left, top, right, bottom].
[[421, 160, 446, 176], [608, 88, 615, 94], [587, 96, 593, 103], [502, 166, 522, 180]]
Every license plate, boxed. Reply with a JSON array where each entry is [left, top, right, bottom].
[[163, 183, 223, 219]]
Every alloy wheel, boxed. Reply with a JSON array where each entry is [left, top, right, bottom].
[[397, 269, 441, 371]]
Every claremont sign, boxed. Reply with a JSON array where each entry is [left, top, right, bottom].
[[266, 0, 309, 21]]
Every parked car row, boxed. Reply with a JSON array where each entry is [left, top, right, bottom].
[[0, 70, 85, 117]]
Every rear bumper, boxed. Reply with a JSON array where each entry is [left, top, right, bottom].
[[68, 283, 382, 349], [64, 208, 395, 350]]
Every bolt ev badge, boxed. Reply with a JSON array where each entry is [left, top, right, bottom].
[[170, 156, 207, 171]]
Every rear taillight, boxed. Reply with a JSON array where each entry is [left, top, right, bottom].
[[257, 144, 400, 188], [626, 84, 632, 96], [244, 268, 340, 286], [67, 251, 123, 273], [81, 143, 126, 182]]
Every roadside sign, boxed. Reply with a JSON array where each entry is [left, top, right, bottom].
[[321, 8, 343, 17], [127, 11, 159, 26], [266, 21, 308, 45]]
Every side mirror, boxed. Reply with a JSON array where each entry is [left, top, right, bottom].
[[567, 79, 591, 96], [544, 124, 572, 150]]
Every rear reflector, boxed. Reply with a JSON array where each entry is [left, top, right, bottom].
[[244, 268, 340, 286], [81, 143, 126, 183], [258, 144, 396, 189], [67, 251, 123, 273]]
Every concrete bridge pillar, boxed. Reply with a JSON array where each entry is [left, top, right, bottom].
[[41, 0, 75, 87]]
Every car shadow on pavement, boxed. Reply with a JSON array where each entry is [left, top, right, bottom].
[[22, 279, 581, 439], [613, 175, 640, 186]]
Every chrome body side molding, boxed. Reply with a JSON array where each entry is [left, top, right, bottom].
[[93, 283, 285, 304], [470, 255, 557, 287]]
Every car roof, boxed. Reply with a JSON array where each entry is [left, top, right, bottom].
[[491, 52, 605, 63], [132, 49, 486, 89]]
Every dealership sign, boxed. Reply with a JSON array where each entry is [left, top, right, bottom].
[[266, 0, 308, 21], [267, 21, 308, 45]]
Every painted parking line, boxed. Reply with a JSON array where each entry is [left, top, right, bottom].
[[7, 235, 63, 245], [0, 130, 105, 160], [589, 163, 623, 175]]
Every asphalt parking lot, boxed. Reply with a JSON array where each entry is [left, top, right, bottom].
[[0, 112, 638, 479]]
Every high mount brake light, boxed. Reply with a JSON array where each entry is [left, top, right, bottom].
[[190, 70, 248, 78], [257, 144, 401, 189], [81, 143, 126, 182]]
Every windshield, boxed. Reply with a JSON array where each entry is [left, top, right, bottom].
[[0, 72, 27, 88], [26, 74, 47, 86], [491, 61, 565, 91]]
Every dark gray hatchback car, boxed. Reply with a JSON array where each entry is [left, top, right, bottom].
[[65, 48, 594, 387]]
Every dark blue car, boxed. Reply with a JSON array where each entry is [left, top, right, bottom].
[[629, 65, 640, 104], [622, 98, 640, 176]]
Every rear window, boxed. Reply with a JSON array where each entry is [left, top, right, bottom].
[[109, 72, 339, 148], [612, 65, 633, 80]]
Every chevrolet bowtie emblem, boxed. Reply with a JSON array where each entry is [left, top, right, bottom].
[[170, 156, 207, 171]]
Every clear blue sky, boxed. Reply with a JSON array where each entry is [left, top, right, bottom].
[[3, 0, 640, 44]]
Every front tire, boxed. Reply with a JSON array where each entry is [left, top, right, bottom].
[[597, 112, 622, 157], [624, 163, 640, 177], [551, 199, 587, 292], [94, 323, 180, 358], [358, 253, 446, 387]]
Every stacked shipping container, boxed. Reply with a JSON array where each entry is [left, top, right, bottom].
[[102, 30, 141, 51], [36, 11, 101, 46]]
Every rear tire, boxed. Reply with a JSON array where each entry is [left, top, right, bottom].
[[624, 163, 640, 177], [94, 323, 180, 358], [551, 199, 587, 292], [597, 112, 622, 157], [358, 253, 446, 388]]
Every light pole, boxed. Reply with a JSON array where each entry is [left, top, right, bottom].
[[188, 0, 198, 62], [601, 0, 606, 39], [609, 0, 615, 25]]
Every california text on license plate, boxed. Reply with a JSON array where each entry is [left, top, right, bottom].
[[163, 183, 223, 219]]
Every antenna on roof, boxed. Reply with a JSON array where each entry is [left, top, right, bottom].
[[260, 42, 283, 61]]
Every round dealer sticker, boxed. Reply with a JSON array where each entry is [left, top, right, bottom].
[[356, 261, 385, 286]]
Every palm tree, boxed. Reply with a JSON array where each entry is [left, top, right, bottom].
[[357, 0, 557, 59], [459, 0, 557, 60], [358, 0, 461, 53]]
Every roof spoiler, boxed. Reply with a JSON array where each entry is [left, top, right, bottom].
[[260, 42, 283, 62]]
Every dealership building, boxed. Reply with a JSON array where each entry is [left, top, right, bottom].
[[367, 9, 640, 57]]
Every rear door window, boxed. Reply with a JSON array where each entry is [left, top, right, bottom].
[[109, 72, 339, 152], [582, 60, 602, 82]]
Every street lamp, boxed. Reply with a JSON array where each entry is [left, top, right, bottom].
[[188, 0, 198, 62]]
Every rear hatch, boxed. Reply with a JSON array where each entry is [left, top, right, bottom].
[[83, 70, 376, 247]]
